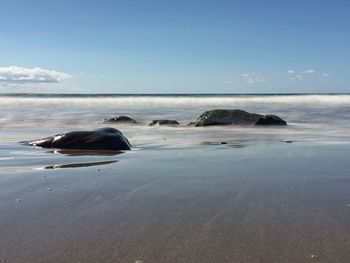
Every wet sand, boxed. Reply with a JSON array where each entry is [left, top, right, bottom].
[[1, 141, 350, 263]]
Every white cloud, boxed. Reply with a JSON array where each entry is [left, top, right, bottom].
[[301, 69, 315, 74], [323, 73, 330, 77], [0, 66, 72, 84], [287, 69, 315, 80], [240, 72, 265, 84]]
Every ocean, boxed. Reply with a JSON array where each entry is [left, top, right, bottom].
[[1, 93, 350, 142], [1, 93, 349, 172]]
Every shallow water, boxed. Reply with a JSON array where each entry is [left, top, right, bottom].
[[1, 94, 349, 173], [1, 93, 350, 143]]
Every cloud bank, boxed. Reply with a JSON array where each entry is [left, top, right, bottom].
[[0, 66, 72, 84], [287, 69, 315, 80], [240, 73, 265, 84]]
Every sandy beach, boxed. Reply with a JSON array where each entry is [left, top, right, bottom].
[[1, 140, 350, 262]]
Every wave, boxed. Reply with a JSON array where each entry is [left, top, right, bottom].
[[1, 94, 350, 109]]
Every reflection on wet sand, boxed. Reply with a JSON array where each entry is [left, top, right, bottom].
[[201, 141, 248, 148], [49, 149, 125, 156], [44, 160, 118, 169]]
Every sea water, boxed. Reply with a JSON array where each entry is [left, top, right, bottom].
[[0, 93, 349, 172]]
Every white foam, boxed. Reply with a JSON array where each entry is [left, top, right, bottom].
[[1, 94, 349, 109], [1, 94, 350, 146]]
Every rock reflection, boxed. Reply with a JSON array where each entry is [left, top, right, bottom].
[[44, 160, 118, 169], [48, 149, 125, 156], [201, 141, 248, 148]]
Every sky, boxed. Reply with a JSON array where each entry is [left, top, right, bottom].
[[0, 0, 349, 94]]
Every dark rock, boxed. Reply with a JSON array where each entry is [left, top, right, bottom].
[[255, 115, 287, 126], [220, 141, 228, 144], [27, 127, 131, 150], [149, 120, 180, 126], [187, 121, 195, 126], [104, 115, 137, 124], [194, 109, 287, 126], [195, 109, 262, 126]]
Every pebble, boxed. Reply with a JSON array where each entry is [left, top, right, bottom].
[[16, 199, 22, 202], [310, 254, 318, 258], [48, 188, 53, 191]]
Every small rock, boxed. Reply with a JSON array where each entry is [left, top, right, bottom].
[[255, 115, 287, 126], [16, 199, 22, 202], [48, 188, 53, 191], [149, 120, 180, 126], [104, 116, 137, 124]]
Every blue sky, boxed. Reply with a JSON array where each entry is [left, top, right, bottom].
[[0, 0, 349, 93]]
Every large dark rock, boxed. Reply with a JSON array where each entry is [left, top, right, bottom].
[[104, 116, 137, 124], [149, 120, 180, 126], [194, 109, 286, 126], [195, 109, 261, 126], [27, 127, 131, 150]]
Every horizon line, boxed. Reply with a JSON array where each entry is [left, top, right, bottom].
[[1, 92, 350, 96]]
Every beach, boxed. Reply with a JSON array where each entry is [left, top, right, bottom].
[[1, 94, 350, 262]]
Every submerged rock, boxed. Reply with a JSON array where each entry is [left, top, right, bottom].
[[194, 109, 286, 126], [27, 127, 131, 150], [149, 120, 180, 126], [104, 115, 137, 124], [255, 115, 287, 126]]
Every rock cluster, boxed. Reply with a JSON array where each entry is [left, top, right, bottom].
[[194, 109, 286, 126]]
